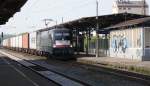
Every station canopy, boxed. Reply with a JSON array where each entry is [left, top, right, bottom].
[[59, 13, 149, 34], [0, 0, 27, 25], [105, 17, 150, 30]]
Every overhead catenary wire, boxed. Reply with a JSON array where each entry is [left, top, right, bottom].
[[32, 0, 93, 13], [4, 0, 101, 34], [22, 0, 92, 18], [27, 0, 94, 14], [26, 0, 95, 22], [23, 0, 96, 24], [58, 0, 95, 16]]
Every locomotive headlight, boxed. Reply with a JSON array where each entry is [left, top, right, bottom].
[[53, 44, 56, 48], [70, 45, 73, 48]]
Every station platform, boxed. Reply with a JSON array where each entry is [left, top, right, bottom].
[[0, 55, 36, 86], [0, 53, 57, 86], [77, 56, 150, 75]]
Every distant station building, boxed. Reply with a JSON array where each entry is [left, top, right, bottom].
[[112, 0, 149, 15]]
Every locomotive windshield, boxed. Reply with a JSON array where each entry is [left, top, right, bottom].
[[54, 31, 70, 40]]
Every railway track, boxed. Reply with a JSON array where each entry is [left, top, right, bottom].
[[78, 63, 150, 85], [0, 49, 150, 86], [0, 51, 90, 86]]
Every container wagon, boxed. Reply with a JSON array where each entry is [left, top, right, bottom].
[[29, 31, 37, 55], [22, 33, 29, 53], [15, 36, 19, 51], [2, 28, 74, 59], [18, 35, 23, 52]]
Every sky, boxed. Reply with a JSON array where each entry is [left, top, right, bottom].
[[0, 0, 150, 34]]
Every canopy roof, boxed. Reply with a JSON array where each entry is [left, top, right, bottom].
[[37, 13, 149, 34], [105, 17, 150, 31], [0, 0, 27, 25], [59, 13, 148, 33]]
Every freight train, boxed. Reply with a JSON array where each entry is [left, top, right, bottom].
[[2, 27, 74, 59]]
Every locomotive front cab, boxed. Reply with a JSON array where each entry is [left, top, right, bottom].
[[52, 29, 74, 56]]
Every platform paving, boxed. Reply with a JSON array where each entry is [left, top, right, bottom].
[[0, 57, 35, 86], [0, 53, 58, 86], [77, 56, 150, 74]]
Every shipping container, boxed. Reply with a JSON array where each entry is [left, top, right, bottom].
[[8, 38, 11, 48], [3, 40, 5, 47], [18, 35, 22, 48], [5, 39, 7, 47], [15, 36, 19, 48], [10, 37, 13, 48], [22, 33, 29, 49], [12, 37, 16, 48], [2, 39, 7, 47], [29, 31, 37, 49], [2, 39, 4, 46], [37, 30, 51, 53]]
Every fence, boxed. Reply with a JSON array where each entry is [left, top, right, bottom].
[[84, 36, 109, 56]]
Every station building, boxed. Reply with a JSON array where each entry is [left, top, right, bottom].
[[108, 17, 150, 61], [112, 0, 149, 15], [60, 13, 149, 60]]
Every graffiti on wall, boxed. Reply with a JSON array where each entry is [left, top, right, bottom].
[[136, 49, 142, 57], [111, 34, 129, 53], [137, 34, 142, 48], [111, 33, 142, 56], [136, 34, 142, 57], [110, 29, 143, 59]]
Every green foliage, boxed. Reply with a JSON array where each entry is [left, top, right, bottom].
[[112, 64, 150, 75], [84, 36, 109, 50], [90, 36, 97, 43]]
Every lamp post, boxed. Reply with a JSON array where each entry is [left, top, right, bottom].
[[96, 0, 99, 58]]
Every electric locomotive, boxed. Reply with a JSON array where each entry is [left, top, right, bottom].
[[37, 28, 74, 58], [50, 28, 73, 55]]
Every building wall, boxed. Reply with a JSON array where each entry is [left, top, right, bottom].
[[143, 27, 150, 60], [112, 0, 149, 15], [109, 27, 143, 60]]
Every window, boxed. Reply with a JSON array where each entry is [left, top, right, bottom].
[[55, 32, 70, 40]]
